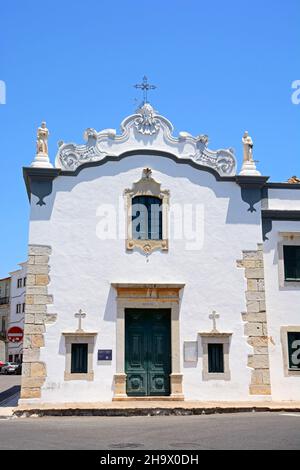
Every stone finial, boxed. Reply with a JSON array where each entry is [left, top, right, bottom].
[[142, 167, 152, 179], [197, 134, 209, 145], [31, 121, 53, 168], [239, 131, 261, 176], [134, 102, 160, 135]]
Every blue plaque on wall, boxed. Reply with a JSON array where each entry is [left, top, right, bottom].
[[98, 349, 112, 361]]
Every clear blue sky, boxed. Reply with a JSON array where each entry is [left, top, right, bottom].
[[0, 0, 299, 278]]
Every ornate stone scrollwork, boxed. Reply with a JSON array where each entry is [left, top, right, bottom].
[[83, 128, 98, 140], [134, 103, 161, 135], [193, 143, 236, 176], [58, 143, 99, 171], [55, 102, 237, 177]]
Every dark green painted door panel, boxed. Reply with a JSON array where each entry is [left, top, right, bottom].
[[125, 309, 171, 396]]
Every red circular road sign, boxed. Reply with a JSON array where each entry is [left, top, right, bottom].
[[7, 326, 23, 343]]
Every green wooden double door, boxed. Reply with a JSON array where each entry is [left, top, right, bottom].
[[125, 309, 171, 396]]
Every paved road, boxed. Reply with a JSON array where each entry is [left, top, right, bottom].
[[0, 375, 21, 394], [0, 413, 299, 450]]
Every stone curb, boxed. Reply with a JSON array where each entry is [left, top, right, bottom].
[[0, 408, 16, 419], [13, 406, 300, 418]]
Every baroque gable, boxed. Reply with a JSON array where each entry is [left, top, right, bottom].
[[55, 103, 237, 177]]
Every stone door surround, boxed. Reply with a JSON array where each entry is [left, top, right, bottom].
[[111, 283, 185, 400]]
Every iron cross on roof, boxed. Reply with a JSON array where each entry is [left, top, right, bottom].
[[134, 76, 157, 104]]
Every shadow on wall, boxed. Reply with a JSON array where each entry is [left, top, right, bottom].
[[58, 334, 66, 357], [103, 286, 117, 323]]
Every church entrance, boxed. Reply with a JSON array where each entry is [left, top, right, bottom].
[[125, 308, 171, 396]]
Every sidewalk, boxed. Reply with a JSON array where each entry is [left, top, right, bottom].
[[8, 400, 300, 418], [0, 407, 15, 418]]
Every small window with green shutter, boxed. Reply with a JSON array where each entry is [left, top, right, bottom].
[[71, 343, 88, 374], [208, 343, 224, 373], [283, 246, 300, 281], [287, 332, 300, 370]]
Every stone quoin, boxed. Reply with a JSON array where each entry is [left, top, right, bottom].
[[20, 96, 300, 404]]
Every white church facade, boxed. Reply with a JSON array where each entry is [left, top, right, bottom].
[[20, 97, 300, 404]]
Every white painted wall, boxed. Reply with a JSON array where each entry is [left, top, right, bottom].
[[27, 154, 267, 403], [264, 220, 300, 401], [8, 263, 26, 361], [267, 189, 300, 210]]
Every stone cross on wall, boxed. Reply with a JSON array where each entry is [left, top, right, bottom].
[[75, 309, 86, 332], [209, 310, 220, 332]]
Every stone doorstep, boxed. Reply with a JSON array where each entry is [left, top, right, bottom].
[[112, 396, 185, 401], [11, 401, 300, 418]]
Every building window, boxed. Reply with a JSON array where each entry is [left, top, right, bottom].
[[71, 343, 88, 374], [287, 332, 300, 370], [278, 234, 300, 288], [1, 317, 6, 335], [17, 278, 22, 288], [199, 333, 232, 381], [63, 333, 97, 381], [16, 303, 21, 314], [8, 355, 13, 362], [284, 246, 300, 281], [132, 195, 162, 240], [22, 303, 26, 313], [5, 283, 9, 298], [125, 168, 169, 254], [23, 277, 26, 287], [281, 327, 300, 376], [208, 343, 224, 373], [14, 354, 20, 363]]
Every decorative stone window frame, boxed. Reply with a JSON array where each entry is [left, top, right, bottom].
[[62, 332, 97, 381], [124, 168, 170, 254], [199, 333, 232, 381], [280, 326, 300, 377], [278, 232, 300, 289]]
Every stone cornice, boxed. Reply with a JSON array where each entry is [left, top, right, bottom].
[[62, 332, 98, 337], [262, 210, 300, 221], [266, 182, 300, 190], [198, 332, 233, 337], [23, 167, 60, 204], [235, 175, 269, 189], [111, 283, 185, 289]]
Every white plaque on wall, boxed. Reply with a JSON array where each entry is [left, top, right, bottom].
[[184, 341, 198, 363]]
